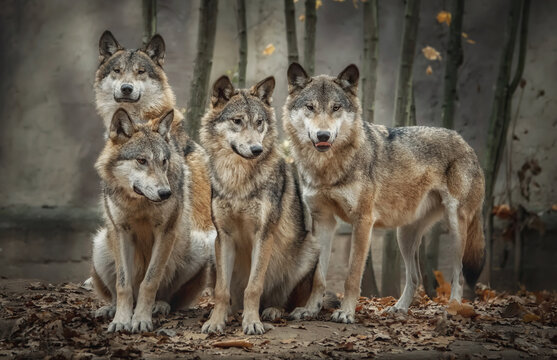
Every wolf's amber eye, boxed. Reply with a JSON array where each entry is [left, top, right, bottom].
[[232, 118, 242, 125], [137, 158, 147, 165], [138, 69, 145, 75], [113, 69, 120, 74], [306, 104, 314, 111], [332, 104, 341, 112]]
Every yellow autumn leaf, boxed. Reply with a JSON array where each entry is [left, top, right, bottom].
[[293, 0, 299, 2], [316, 0, 322, 9], [551, 204, 557, 211], [422, 46, 442, 61], [299, 14, 305, 21], [436, 10, 451, 25], [426, 65, 433, 75], [466, 39, 476, 44], [461, 32, 468, 38], [262, 43, 276, 56]]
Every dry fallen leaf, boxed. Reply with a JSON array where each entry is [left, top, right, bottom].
[[316, 0, 322, 9], [299, 14, 305, 21], [492, 204, 515, 219], [462, 32, 468, 38], [436, 10, 452, 25], [552, 204, 557, 211], [426, 65, 433, 75], [522, 312, 541, 323], [280, 338, 297, 344], [212, 339, 253, 349], [262, 43, 276, 56], [434, 270, 451, 301], [447, 299, 476, 318], [466, 39, 476, 44], [422, 46, 442, 61]]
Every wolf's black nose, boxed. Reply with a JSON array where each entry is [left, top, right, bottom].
[[158, 189, 172, 200], [317, 131, 331, 142], [250, 145, 263, 156], [121, 84, 134, 95]]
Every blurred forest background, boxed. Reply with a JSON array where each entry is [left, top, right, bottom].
[[0, 0, 555, 298]]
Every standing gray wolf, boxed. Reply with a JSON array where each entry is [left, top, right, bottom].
[[94, 30, 214, 247], [283, 62, 486, 323], [199, 76, 325, 335], [92, 108, 211, 333]]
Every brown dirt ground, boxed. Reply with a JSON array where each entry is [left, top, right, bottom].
[[0, 279, 556, 359]]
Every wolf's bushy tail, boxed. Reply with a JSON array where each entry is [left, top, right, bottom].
[[462, 207, 486, 289]]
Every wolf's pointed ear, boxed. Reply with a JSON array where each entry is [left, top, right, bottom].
[[109, 109, 134, 142], [211, 76, 235, 108], [287, 63, 310, 93], [336, 64, 359, 94], [144, 34, 166, 66], [99, 30, 121, 63], [156, 109, 174, 140], [250, 76, 275, 106]]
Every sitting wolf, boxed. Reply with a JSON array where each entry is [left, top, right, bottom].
[[199, 76, 328, 335], [92, 109, 211, 333]]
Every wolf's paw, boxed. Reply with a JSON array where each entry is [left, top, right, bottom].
[[95, 305, 116, 319], [131, 316, 153, 333], [261, 307, 283, 321], [201, 317, 226, 334], [331, 309, 355, 324], [384, 305, 408, 315], [289, 306, 319, 320], [107, 320, 131, 333], [152, 301, 171, 316], [243, 320, 266, 335]]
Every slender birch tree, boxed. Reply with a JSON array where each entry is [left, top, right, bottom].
[[186, 0, 219, 141]]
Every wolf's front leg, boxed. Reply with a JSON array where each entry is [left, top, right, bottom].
[[202, 232, 235, 334], [132, 230, 176, 333], [332, 217, 373, 324], [242, 232, 274, 335], [108, 231, 135, 332]]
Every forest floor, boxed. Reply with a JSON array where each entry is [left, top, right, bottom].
[[0, 279, 556, 359]]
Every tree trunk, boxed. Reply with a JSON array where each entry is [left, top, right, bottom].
[[185, 0, 219, 141], [303, 0, 316, 75], [142, 0, 157, 46], [236, 0, 247, 88], [423, 0, 464, 298], [393, 0, 420, 127], [382, 0, 420, 298], [284, 0, 299, 64], [484, 0, 527, 280], [361, 0, 379, 123], [359, 0, 381, 298], [441, 0, 464, 129]]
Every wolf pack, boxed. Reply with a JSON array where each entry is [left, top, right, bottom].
[[89, 31, 486, 335]]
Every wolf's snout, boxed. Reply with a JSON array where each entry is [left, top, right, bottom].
[[317, 130, 331, 142], [158, 189, 172, 200], [250, 145, 263, 157], [121, 84, 134, 95]]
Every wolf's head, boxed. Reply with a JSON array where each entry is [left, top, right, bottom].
[[201, 76, 276, 160], [283, 63, 361, 153], [96, 108, 176, 203], [95, 31, 175, 128]]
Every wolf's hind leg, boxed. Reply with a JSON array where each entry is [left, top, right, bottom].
[[389, 208, 443, 314], [91, 229, 117, 319], [289, 261, 326, 320], [388, 225, 422, 314], [445, 201, 466, 303]]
